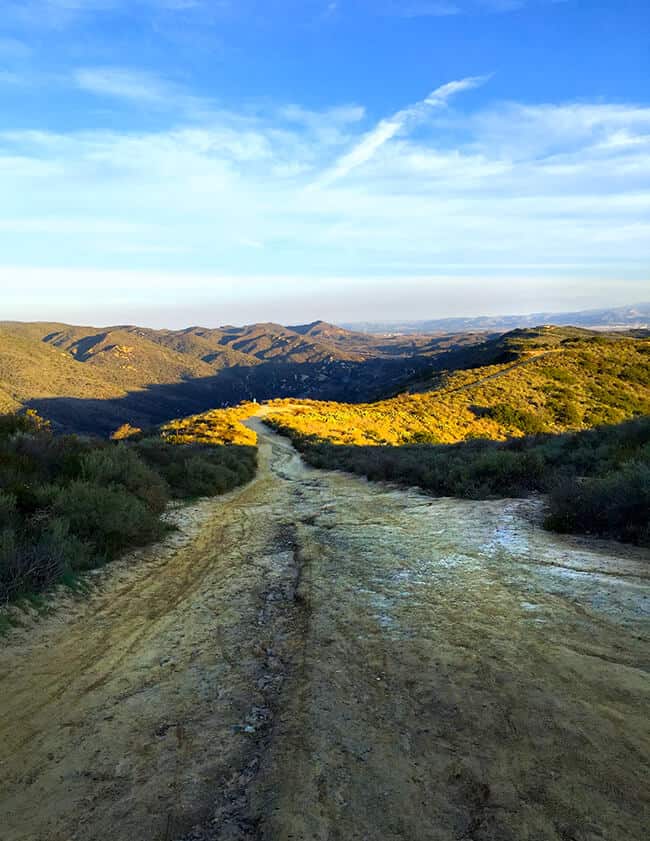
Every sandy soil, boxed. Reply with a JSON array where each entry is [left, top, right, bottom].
[[1, 419, 648, 840]]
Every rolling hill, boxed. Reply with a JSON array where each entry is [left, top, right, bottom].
[[262, 326, 650, 545], [0, 320, 490, 435]]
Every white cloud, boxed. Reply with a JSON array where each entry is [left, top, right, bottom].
[[313, 76, 489, 187], [280, 104, 366, 127], [0, 91, 648, 299]]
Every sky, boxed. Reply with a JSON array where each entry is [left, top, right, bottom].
[[0, 0, 649, 327]]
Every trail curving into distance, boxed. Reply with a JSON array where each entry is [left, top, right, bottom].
[[0, 417, 648, 840]]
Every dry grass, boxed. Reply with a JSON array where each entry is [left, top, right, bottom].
[[160, 403, 258, 446]]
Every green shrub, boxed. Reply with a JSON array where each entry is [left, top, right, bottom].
[[0, 492, 17, 530], [81, 445, 169, 514], [53, 481, 165, 560], [0, 411, 258, 603], [545, 462, 650, 546], [284, 415, 650, 546], [135, 439, 256, 499], [0, 410, 49, 438], [485, 404, 548, 435]]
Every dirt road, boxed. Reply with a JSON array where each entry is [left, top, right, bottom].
[[1, 419, 648, 840]]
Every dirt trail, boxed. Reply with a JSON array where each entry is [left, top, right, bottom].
[[437, 349, 559, 396], [1, 419, 649, 840]]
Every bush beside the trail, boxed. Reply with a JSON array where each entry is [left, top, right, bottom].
[[0, 410, 257, 604], [276, 416, 650, 547]]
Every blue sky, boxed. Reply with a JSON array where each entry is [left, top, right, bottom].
[[1, 0, 648, 326]]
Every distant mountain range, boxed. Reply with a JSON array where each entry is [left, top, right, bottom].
[[343, 303, 650, 335]]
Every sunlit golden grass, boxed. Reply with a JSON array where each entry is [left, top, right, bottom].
[[161, 402, 258, 446]]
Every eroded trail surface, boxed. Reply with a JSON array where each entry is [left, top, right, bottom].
[[1, 420, 649, 841]]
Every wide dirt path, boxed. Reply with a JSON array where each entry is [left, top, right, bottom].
[[1, 419, 649, 840]]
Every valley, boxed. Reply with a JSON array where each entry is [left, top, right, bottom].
[[0, 320, 490, 435], [1, 417, 648, 840]]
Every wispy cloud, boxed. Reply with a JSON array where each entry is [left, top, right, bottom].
[[313, 75, 489, 187], [72, 65, 220, 118], [74, 66, 177, 104]]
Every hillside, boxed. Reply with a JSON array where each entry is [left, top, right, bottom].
[[266, 328, 650, 445], [0, 320, 489, 435]]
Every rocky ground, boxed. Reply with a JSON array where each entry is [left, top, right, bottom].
[[0, 418, 648, 840]]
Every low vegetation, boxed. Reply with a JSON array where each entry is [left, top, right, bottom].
[[159, 403, 258, 446], [0, 408, 257, 604]]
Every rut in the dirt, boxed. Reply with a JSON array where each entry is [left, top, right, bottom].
[[0, 417, 648, 841]]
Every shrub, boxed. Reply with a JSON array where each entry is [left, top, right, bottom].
[[0, 409, 49, 438], [282, 415, 650, 546], [111, 423, 143, 441], [135, 439, 256, 499], [53, 481, 165, 560], [0, 492, 17, 530], [0, 521, 91, 602], [81, 445, 169, 514], [545, 462, 650, 546], [0, 410, 258, 603], [485, 404, 548, 435]]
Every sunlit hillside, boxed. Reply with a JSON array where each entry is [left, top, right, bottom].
[[262, 328, 650, 546], [266, 330, 650, 446]]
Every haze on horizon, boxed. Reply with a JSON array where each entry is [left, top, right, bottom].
[[2, 270, 649, 330], [1, 1, 648, 326]]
